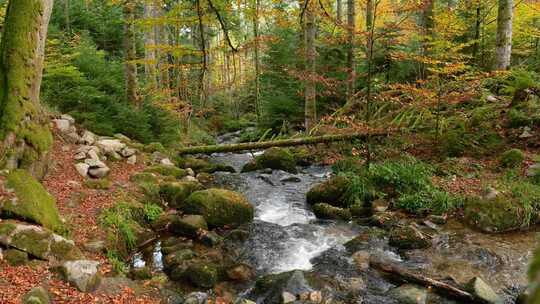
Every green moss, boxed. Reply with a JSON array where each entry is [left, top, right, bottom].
[[22, 287, 50, 304], [312, 203, 351, 221], [500, 149, 525, 168], [144, 165, 187, 179], [464, 196, 529, 233], [159, 181, 204, 209], [11, 228, 51, 258], [2, 169, 65, 234], [0, 221, 16, 236], [84, 178, 112, 190], [184, 189, 254, 228], [129, 172, 158, 185], [4, 248, 29, 266], [186, 263, 218, 288], [50, 239, 82, 261], [175, 157, 211, 171], [389, 226, 430, 250], [306, 176, 351, 207], [242, 148, 297, 173], [143, 142, 166, 153]]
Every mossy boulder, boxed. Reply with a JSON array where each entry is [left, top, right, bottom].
[[144, 165, 187, 179], [163, 249, 196, 270], [4, 248, 29, 266], [183, 189, 254, 228], [84, 178, 112, 190], [176, 157, 211, 171], [159, 181, 204, 209], [241, 148, 297, 173], [129, 172, 159, 185], [1, 169, 66, 234], [306, 176, 351, 208], [500, 149, 525, 168], [23, 286, 50, 304], [200, 163, 236, 174], [170, 214, 208, 237], [186, 263, 219, 288], [464, 196, 529, 233], [389, 225, 431, 250], [312, 203, 351, 221]]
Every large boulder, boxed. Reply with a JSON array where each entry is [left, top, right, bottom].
[[58, 260, 101, 292], [159, 181, 204, 209], [0, 221, 82, 261], [241, 148, 297, 174], [170, 215, 208, 237], [96, 139, 126, 154], [183, 189, 254, 228], [23, 286, 50, 304], [306, 176, 351, 208], [1, 169, 66, 234], [464, 196, 529, 233], [185, 263, 219, 288]]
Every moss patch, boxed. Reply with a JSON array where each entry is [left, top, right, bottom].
[[84, 178, 112, 190], [306, 176, 351, 207], [2, 169, 65, 234], [144, 165, 187, 179], [464, 196, 530, 233], [183, 189, 254, 228], [159, 181, 204, 209], [500, 149, 525, 168], [312, 203, 351, 221], [241, 148, 297, 173]]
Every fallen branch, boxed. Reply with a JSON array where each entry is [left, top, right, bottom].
[[370, 258, 490, 304], [177, 132, 386, 155]]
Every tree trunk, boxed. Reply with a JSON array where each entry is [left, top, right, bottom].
[[472, 5, 481, 62], [345, 0, 356, 104], [123, 2, 139, 104], [304, 0, 317, 133], [143, 1, 158, 89], [494, 0, 513, 70], [253, 0, 261, 120], [336, 0, 342, 23], [0, 0, 54, 178], [177, 132, 385, 155]]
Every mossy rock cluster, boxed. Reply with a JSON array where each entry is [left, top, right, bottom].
[[144, 165, 187, 179], [307, 176, 351, 208], [159, 181, 204, 209], [312, 203, 351, 221], [389, 225, 431, 250], [183, 189, 254, 228], [464, 195, 532, 233], [1, 169, 66, 234], [241, 148, 297, 173], [170, 214, 208, 237], [185, 263, 219, 288], [176, 157, 235, 174], [500, 149, 525, 168]]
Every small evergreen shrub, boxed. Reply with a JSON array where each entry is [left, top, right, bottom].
[[500, 149, 525, 168]]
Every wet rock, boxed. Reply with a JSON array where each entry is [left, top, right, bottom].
[[351, 250, 370, 270], [389, 225, 431, 250], [241, 147, 297, 174], [163, 249, 196, 269], [253, 270, 314, 303], [426, 215, 447, 225], [186, 263, 219, 288], [464, 195, 528, 233], [226, 264, 254, 282], [59, 260, 101, 292], [465, 277, 502, 304], [75, 163, 90, 177], [280, 176, 302, 183], [184, 189, 254, 228], [170, 215, 208, 237], [23, 286, 50, 304], [369, 211, 399, 229], [160, 181, 204, 209], [183, 292, 208, 304], [281, 292, 296, 303], [306, 176, 350, 208], [4, 248, 29, 266], [372, 199, 390, 212], [199, 230, 222, 247], [312, 203, 351, 221], [390, 284, 427, 304]]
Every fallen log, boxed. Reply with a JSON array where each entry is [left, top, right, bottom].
[[370, 258, 491, 304], [178, 132, 386, 155]]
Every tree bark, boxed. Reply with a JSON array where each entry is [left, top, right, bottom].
[[177, 132, 385, 155], [304, 0, 317, 133], [253, 0, 261, 120], [494, 0, 513, 70], [123, 1, 139, 104], [336, 0, 342, 23], [345, 0, 356, 104], [143, 0, 158, 89], [420, 0, 434, 79], [0, 0, 54, 178]]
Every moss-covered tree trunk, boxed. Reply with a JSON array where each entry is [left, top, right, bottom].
[[0, 0, 54, 178]]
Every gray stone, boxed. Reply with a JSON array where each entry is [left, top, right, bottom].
[[65, 132, 80, 144], [161, 158, 174, 166], [61, 114, 76, 124], [114, 133, 131, 143], [186, 168, 195, 177], [281, 291, 296, 303], [183, 175, 198, 183], [96, 139, 126, 153], [23, 286, 50, 304], [372, 199, 390, 212], [87, 149, 100, 161], [84, 158, 107, 169], [127, 155, 137, 165], [88, 167, 110, 179], [520, 127, 533, 139], [75, 163, 90, 177], [53, 119, 71, 133], [81, 131, 97, 145], [74, 152, 86, 160], [486, 95, 498, 102], [120, 147, 136, 158], [526, 163, 540, 177], [390, 284, 427, 304], [83, 240, 106, 254], [466, 277, 502, 304], [183, 292, 208, 304], [151, 151, 168, 163], [59, 260, 101, 292]]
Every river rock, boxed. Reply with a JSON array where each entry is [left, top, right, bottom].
[[352, 250, 370, 270], [163, 249, 196, 270], [465, 277, 502, 304], [183, 189, 254, 228], [186, 263, 219, 288], [160, 181, 204, 209], [199, 230, 222, 247], [59, 260, 101, 292], [226, 264, 254, 282], [253, 270, 314, 303], [23, 286, 50, 304], [75, 163, 90, 177], [241, 147, 297, 174], [170, 215, 208, 237], [53, 119, 71, 133], [96, 139, 126, 154], [306, 176, 350, 207], [390, 284, 427, 304], [389, 225, 431, 250], [312, 203, 351, 221]]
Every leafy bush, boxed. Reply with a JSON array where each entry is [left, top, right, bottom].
[[99, 202, 139, 253], [396, 190, 460, 215], [508, 108, 531, 128], [143, 203, 163, 223], [500, 149, 525, 168]]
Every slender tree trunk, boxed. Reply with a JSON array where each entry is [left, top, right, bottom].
[[304, 0, 317, 133], [420, 0, 434, 79], [143, 1, 158, 89], [345, 0, 356, 104], [336, 0, 342, 23], [494, 0, 513, 70], [472, 5, 481, 62], [63, 0, 70, 33], [123, 2, 139, 104], [0, 0, 54, 178], [253, 0, 261, 120]]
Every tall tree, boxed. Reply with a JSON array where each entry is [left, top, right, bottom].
[[143, 0, 158, 89], [0, 0, 54, 178], [495, 0, 513, 70], [123, 1, 139, 104], [337, 0, 342, 23], [304, 0, 317, 132], [253, 0, 261, 120], [346, 0, 356, 104]]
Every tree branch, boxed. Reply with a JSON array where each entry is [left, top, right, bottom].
[[207, 0, 239, 52]]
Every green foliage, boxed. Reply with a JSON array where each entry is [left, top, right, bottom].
[[507, 108, 530, 128], [106, 251, 128, 274], [396, 190, 460, 215], [502, 69, 539, 96], [99, 202, 138, 252], [142, 203, 163, 223], [500, 149, 525, 168]]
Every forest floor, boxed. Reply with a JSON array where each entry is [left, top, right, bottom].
[[0, 132, 160, 304]]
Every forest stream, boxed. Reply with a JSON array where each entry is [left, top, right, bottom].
[[131, 132, 539, 304]]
